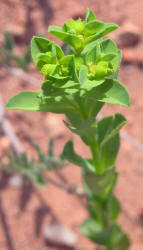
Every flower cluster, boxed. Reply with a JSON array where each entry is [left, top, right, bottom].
[[48, 8, 118, 54], [28, 8, 125, 103], [33, 38, 119, 97]]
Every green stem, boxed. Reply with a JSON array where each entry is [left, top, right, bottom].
[[78, 97, 88, 120]]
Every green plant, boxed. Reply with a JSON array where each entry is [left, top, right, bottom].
[[0, 31, 31, 70], [1, 138, 68, 186], [6, 9, 130, 249]]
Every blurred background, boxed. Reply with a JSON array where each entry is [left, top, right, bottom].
[[0, 0, 143, 249]]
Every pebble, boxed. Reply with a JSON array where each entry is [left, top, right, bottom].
[[43, 223, 77, 248], [8, 174, 23, 188]]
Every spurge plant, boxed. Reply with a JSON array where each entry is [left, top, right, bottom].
[[6, 9, 130, 250]]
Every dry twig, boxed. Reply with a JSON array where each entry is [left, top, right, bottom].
[[0, 94, 24, 156]]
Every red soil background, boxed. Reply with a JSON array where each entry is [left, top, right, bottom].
[[0, 0, 143, 249]]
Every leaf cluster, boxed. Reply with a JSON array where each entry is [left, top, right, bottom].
[[6, 9, 129, 113], [1, 138, 68, 186]]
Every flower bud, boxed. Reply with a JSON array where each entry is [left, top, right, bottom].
[[69, 18, 85, 35], [88, 61, 114, 79], [40, 64, 56, 76], [60, 65, 70, 76]]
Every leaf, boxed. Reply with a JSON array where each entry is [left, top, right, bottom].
[[85, 43, 101, 64], [59, 55, 79, 82], [107, 195, 120, 223], [100, 38, 118, 54], [81, 218, 113, 245], [66, 106, 123, 148], [6, 91, 40, 111], [111, 50, 122, 79], [61, 140, 94, 171], [41, 82, 67, 97], [98, 113, 127, 148], [82, 167, 118, 200], [81, 39, 102, 56], [84, 99, 104, 119], [107, 224, 130, 250], [79, 65, 104, 91], [4, 31, 14, 51], [81, 218, 115, 245], [89, 114, 126, 172], [6, 91, 76, 114], [101, 53, 117, 61], [81, 220, 130, 248], [31, 36, 64, 68], [85, 79, 130, 107], [85, 8, 96, 23], [81, 218, 103, 238], [100, 38, 120, 73], [84, 20, 104, 37], [64, 117, 97, 145], [36, 53, 55, 64], [48, 138, 54, 157], [66, 112, 83, 127], [79, 65, 89, 84], [48, 26, 83, 51], [97, 133, 120, 173], [33, 144, 46, 163], [85, 23, 119, 44]]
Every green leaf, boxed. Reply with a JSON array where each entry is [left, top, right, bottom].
[[85, 79, 130, 107], [82, 167, 118, 200], [100, 39, 120, 73], [79, 65, 89, 84], [41, 81, 78, 97], [31, 36, 64, 68], [85, 23, 119, 44], [36, 53, 55, 64], [98, 133, 120, 172], [107, 195, 120, 223], [85, 43, 101, 64], [79, 65, 104, 91], [6, 91, 76, 114], [6, 91, 40, 111], [81, 218, 103, 238], [48, 138, 54, 157], [64, 117, 97, 145], [4, 31, 14, 51], [81, 221, 130, 248], [81, 218, 112, 245], [84, 20, 104, 37], [66, 112, 83, 127], [107, 225, 130, 250], [91, 114, 126, 172], [101, 53, 117, 61], [85, 8, 96, 23], [98, 113, 127, 148], [100, 38, 118, 54], [48, 26, 83, 51], [59, 55, 79, 82], [84, 99, 104, 119], [61, 140, 94, 171], [111, 50, 122, 79], [81, 218, 113, 245], [66, 110, 123, 149], [81, 39, 102, 56]]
